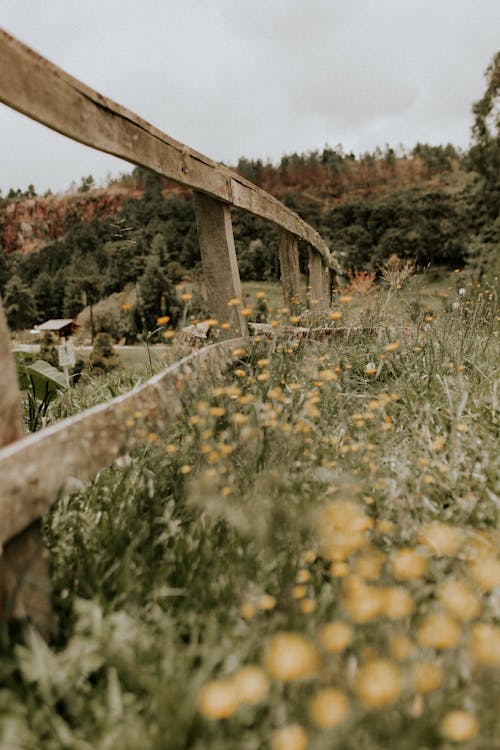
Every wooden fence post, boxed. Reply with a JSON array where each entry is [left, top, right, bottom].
[[308, 249, 330, 310], [0, 300, 55, 637], [193, 191, 246, 337], [0, 303, 23, 447], [279, 230, 301, 312]]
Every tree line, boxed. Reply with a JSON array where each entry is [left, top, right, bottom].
[[0, 51, 498, 335]]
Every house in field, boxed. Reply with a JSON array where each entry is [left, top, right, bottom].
[[34, 319, 78, 339]]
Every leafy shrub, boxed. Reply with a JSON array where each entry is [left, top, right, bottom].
[[39, 331, 59, 367], [88, 332, 121, 372]]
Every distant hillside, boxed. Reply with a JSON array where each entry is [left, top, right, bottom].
[[0, 144, 495, 336], [0, 187, 136, 255], [0, 144, 465, 257], [232, 144, 464, 208]]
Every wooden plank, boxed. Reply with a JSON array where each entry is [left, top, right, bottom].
[[0, 300, 23, 446], [193, 192, 246, 336], [0, 29, 231, 201], [0, 27, 340, 265], [0, 524, 55, 637], [0, 299, 55, 636], [0, 338, 249, 550], [308, 250, 330, 309], [279, 230, 301, 311], [229, 177, 333, 262]]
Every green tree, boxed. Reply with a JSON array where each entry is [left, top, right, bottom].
[[63, 258, 102, 340], [88, 332, 121, 372], [3, 274, 37, 330], [78, 175, 95, 193], [466, 51, 500, 223], [33, 271, 56, 321], [39, 331, 59, 367], [467, 51, 500, 184], [51, 268, 66, 318], [464, 51, 500, 278], [0, 247, 11, 295], [134, 256, 180, 335]]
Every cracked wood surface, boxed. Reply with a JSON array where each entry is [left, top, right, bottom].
[[0, 299, 55, 634]]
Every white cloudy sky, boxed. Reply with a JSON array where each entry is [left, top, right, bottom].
[[0, 0, 499, 194]]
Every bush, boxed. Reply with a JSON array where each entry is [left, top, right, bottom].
[[88, 332, 121, 372], [39, 331, 59, 368]]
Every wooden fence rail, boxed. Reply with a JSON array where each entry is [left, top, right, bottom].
[[0, 335, 251, 633], [0, 28, 341, 329], [0, 27, 340, 633]]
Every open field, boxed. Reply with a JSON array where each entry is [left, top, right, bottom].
[[1, 278, 499, 749], [14, 268, 469, 349]]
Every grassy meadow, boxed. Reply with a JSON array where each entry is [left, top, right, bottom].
[[1, 274, 499, 749]]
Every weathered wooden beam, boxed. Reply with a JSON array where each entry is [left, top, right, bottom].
[[0, 301, 23, 447], [308, 250, 330, 310], [0, 27, 337, 265], [0, 337, 249, 550], [193, 192, 246, 336], [228, 177, 332, 262], [0, 299, 55, 636], [0, 524, 55, 638], [279, 230, 301, 312]]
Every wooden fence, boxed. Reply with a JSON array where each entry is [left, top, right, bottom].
[[0, 28, 340, 634]]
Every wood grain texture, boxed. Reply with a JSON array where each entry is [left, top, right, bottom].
[[0, 523, 56, 637], [0, 337, 249, 549], [0, 300, 23, 447], [279, 230, 301, 311], [308, 250, 330, 310], [0, 299, 55, 635], [0, 27, 339, 265], [193, 192, 246, 336]]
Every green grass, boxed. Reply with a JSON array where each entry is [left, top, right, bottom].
[[1, 279, 499, 749], [73, 344, 172, 374]]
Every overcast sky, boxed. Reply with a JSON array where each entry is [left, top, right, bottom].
[[0, 0, 499, 194]]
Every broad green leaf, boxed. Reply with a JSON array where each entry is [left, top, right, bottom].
[[16, 357, 68, 398]]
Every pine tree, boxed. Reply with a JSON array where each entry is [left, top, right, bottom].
[[88, 332, 121, 372], [3, 274, 37, 330], [39, 331, 59, 367], [134, 256, 180, 334], [33, 272, 56, 321]]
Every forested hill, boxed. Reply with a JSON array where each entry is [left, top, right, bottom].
[[0, 143, 481, 266], [1, 43, 499, 337], [0, 143, 470, 256], [1, 186, 136, 256], [234, 143, 464, 206], [0, 137, 498, 335], [1, 49, 498, 337]]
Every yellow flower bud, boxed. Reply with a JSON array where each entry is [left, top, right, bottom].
[[271, 725, 308, 750], [309, 688, 349, 729], [440, 711, 478, 742], [355, 660, 401, 708], [416, 613, 461, 650], [418, 521, 462, 556], [469, 623, 500, 665], [413, 661, 442, 693], [317, 621, 353, 653], [264, 633, 320, 682], [198, 679, 238, 719], [437, 579, 481, 621], [391, 548, 428, 580], [233, 665, 269, 705]]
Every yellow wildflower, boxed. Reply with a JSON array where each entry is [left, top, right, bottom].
[[264, 633, 320, 682]]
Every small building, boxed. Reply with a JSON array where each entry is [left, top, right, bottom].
[[35, 319, 78, 339]]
